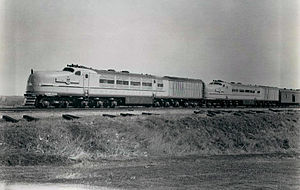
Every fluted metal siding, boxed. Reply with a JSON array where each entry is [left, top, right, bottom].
[[168, 80, 203, 98]]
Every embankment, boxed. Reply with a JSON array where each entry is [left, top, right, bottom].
[[0, 110, 299, 165]]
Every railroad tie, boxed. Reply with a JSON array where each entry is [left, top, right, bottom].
[[102, 114, 117, 118], [23, 115, 39, 122], [62, 114, 80, 120], [194, 110, 204, 114], [2, 115, 19, 123], [142, 112, 153, 115], [269, 108, 282, 113], [120, 113, 136, 117]]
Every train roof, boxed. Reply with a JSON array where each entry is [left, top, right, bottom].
[[280, 88, 300, 91], [66, 64, 203, 82], [163, 76, 203, 82], [66, 64, 162, 79], [211, 80, 279, 89]]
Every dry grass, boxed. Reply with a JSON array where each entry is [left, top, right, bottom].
[[0, 110, 299, 165], [0, 96, 24, 107]]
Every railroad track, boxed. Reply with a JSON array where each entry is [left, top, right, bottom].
[[0, 106, 299, 112], [0, 106, 142, 112]]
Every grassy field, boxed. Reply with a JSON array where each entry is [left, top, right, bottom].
[[0, 110, 299, 166], [0, 96, 24, 107]]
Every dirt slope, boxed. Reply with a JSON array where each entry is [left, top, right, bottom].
[[0, 110, 299, 165]]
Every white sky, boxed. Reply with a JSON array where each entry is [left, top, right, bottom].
[[0, 0, 299, 96]]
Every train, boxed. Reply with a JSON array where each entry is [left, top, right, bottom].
[[24, 64, 300, 108]]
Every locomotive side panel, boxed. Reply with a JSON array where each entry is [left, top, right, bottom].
[[261, 86, 279, 102], [205, 81, 263, 101], [167, 80, 203, 99], [88, 73, 159, 100]]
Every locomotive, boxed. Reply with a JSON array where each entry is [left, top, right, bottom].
[[24, 64, 300, 108]]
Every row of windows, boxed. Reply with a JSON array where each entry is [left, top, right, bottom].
[[116, 80, 129, 85], [142, 82, 152, 87], [232, 89, 260, 93], [99, 79, 114, 84], [99, 79, 162, 87], [131, 81, 140, 86]]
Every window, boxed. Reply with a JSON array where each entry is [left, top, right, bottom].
[[100, 79, 107, 83], [85, 74, 88, 78], [257, 91, 260, 94], [239, 89, 244, 92], [142, 82, 152, 87], [130, 81, 141, 86], [116, 80, 129, 85], [63, 68, 74, 73], [100, 79, 115, 84], [210, 82, 222, 85], [232, 89, 238, 92], [245, 90, 250, 93], [158, 83, 163, 88], [75, 71, 81, 76], [107, 80, 114, 84]]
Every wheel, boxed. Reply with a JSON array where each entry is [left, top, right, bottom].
[[96, 101, 103, 108], [61, 101, 70, 108], [174, 101, 180, 107], [80, 101, 88, 108], [39, 100, 50, 108], [164, 102, 170, 107], [154, 102, 160, 107], [110, 101, 117, 108]]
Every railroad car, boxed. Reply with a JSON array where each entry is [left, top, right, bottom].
[[24, 64, 205, 108], [279, 89, 300, 105], [157, 76, 204, 107], [205, 80, 279, 106]]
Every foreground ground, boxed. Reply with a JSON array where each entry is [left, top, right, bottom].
[[0, 108, 299, 189], [1, 154, 299, 189]]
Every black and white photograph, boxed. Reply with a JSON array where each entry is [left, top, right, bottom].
[[0, 0, 299, 189]]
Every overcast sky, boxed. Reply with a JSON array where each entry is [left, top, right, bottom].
[[0, 0, 299, 96]]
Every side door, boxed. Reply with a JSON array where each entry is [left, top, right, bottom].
[[82, 72, 90, 97], [152, 79, 158, 98]]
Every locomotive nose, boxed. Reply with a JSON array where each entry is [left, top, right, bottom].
[[26, 71, 56, 93], [26, 71, 72, 94], [26, 72, 42, 92]]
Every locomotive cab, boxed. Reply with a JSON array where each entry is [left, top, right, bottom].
[[206, 80, 227, 97], [24, 65, 97, 107]]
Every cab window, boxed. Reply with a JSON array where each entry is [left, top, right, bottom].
[[63, 67, 74, 73], [75, 71, 81, 76], [157, 83, 164, 88]]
